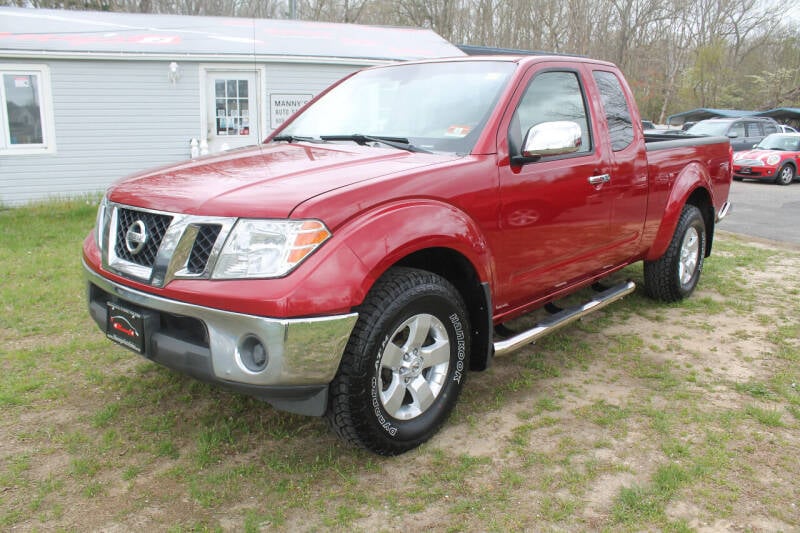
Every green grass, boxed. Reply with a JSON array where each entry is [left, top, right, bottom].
[[1, 200, 799, 531], [744, 405, 785, 427]]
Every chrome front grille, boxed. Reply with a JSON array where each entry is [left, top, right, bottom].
[[114, 208, 173, 267], [100, 203, 236, 287], [187, 225, 222, 275]]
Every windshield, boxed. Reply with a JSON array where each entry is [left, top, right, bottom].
[[756, 134, 800, 151], [277, 61, 516, 154], [686, 121, 731, 136]]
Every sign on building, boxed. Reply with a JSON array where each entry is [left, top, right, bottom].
[[270, 93, 313, 129]]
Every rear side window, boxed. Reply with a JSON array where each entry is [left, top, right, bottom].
[[509, 70, 592, 156], [745, 122, 762, 136], [592, 70, 633, 151], [764, 123, 778, 135]]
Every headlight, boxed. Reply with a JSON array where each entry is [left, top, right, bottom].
[[94, 196, 110, 252], [766, 154, 780, 166], [212, 219, 331, 279]]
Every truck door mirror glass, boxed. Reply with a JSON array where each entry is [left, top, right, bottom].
[[521, 121, 582, 158]]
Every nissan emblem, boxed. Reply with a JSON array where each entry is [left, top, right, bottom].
[[125, 220, 148, 255]]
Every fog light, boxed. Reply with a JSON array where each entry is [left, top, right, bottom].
[[239, 336, 268, 372]]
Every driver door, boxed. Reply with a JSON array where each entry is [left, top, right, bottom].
[[494, 64, 617, 311]]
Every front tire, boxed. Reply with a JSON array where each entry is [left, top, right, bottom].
[[775, 164, 795, 186], [644, 204, 707, 302], [326, 267, 470, 455]]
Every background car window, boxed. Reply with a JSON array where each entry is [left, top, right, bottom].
[[755, 134, 800, 150], [509, 71, 592, 156], [730, 122, 746, 137], [592, 70, 634, 151], [686, 121, 727, 135], [764, 124, 778, 135], [745, 122, 762, 137]]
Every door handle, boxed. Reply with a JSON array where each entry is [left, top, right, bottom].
[[588, 174, 611, 185]]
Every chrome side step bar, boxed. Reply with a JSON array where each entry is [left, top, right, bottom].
[[493, 280, 636, 357], [716, 200, 731, 222]]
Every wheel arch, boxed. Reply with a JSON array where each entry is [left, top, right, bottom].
[[338, 201, 495, 373], [646, 162, 715, 261], [394, 247, 493, 372], [685, 186, 715, 258]]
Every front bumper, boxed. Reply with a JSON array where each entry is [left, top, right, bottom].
[[84, 261, 358, 416], [732, 165, 778, 180]]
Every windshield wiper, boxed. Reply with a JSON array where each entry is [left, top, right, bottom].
[[320, 134, 432, 154], [272, 134, 325, 143]]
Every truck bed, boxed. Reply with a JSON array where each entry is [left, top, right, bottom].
[[644, 132, 729, 151]]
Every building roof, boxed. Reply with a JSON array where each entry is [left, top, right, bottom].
[[666, 108, 756, 125], [0, 7, 465, 63], [667, 107, 800, 127], [753, 107, 800, 125]]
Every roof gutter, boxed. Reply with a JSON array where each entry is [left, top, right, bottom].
[[0, 50, 399, 66]]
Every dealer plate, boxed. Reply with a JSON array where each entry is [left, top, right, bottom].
[[106, 302, 145, 354]]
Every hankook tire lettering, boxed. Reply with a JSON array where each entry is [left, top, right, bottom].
[[450, 313, 465, 384]]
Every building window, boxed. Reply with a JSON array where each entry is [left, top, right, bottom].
[[215, 78, 250, 136], [0, 64, 56, 154]]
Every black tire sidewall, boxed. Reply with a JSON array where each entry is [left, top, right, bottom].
[[363, 290, 468, 445]]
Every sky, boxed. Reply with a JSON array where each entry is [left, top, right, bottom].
[[781, 3, 800, 26]]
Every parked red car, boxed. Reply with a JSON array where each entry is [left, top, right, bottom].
[[733, 133, 800, 185]]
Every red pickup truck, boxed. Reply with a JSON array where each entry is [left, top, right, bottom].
[[83, 55, 732, 455]]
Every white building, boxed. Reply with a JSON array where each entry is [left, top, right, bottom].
[[0, 7, 463, 205]]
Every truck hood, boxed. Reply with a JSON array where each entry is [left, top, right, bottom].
[[107, 143, 459, 218]]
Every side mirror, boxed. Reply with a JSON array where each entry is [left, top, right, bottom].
[[727, 131, 739, 138], [519, 121, 582, 161]]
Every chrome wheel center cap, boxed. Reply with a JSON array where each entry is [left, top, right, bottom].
[[401, 350, 424, 380]]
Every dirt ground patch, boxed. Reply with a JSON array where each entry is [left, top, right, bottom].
[[2, 233, 799, 531]]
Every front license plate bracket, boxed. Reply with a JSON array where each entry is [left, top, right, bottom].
[[106, 301, 154, 354]]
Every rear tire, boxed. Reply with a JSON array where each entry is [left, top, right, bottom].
[[326, 267, 469, 455], [775, 164, 795, 186], [644, 204, 707, 302]]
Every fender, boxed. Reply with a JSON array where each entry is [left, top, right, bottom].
[[336, 199, 495, 303], [645, 161, 712, 261]]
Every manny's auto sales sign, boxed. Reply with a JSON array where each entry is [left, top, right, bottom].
[[270, 93, 313, 129]]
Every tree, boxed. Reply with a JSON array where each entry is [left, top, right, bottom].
[[3, 0, 798, 115]]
